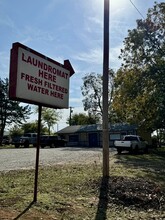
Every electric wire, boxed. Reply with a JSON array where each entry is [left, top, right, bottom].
[[129, 0, 145, 19]]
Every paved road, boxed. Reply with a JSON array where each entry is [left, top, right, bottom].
[[0, 147, 116, 171]]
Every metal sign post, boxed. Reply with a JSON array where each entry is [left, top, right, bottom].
[[33, 105, 42, 202], [102, 0, 109, 177]]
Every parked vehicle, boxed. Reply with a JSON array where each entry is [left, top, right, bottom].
[[13, 133, 37, 148], [114, 135, 148, 154], [40, 135, 67, 148], [12, 133, 67, 148], [2, 136, 12, 145]]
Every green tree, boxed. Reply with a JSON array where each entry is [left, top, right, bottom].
[[67, 113, 97, 125], [21, 121, 48, 134], [9, 125, 24, 137], [10, 121, 49, 137], [41, 107, 61, 135], [81, 70, 115, 122], [113, 2, 165, 131], [113, 68, 157, 129], [0, 78, 31, 143]]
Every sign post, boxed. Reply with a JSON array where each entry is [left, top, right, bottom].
[[33, 105, 42, 202]]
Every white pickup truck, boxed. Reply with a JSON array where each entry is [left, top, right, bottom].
[[114, 135, 148, 154]]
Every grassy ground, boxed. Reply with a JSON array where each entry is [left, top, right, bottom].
[[0, 147, 165, 219]]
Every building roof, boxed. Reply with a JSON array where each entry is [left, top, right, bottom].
[[57, 123, 137, 134], [110, 123, 137, 131]]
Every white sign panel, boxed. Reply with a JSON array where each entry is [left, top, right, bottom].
[[9, 42, 74, 108]]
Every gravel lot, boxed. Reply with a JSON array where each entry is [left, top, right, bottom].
[[0, 147, 116, 171]]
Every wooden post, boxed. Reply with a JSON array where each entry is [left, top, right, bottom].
[[102, 0, 109, 177]]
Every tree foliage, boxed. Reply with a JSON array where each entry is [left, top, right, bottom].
[[22, 121, 49, 134], [67, 113, 98, 125], [113, 2, 165, 131], [81, 70, 115, 122], [9, 125, 24, 137], [0, 78, 31, 142], [9, 121, 49, 137], [41, 107, 61, 135]]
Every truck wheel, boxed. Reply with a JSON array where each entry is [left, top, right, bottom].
[[63, 142, 66, 147], [129, 145, 133, 154], [50, 143, 55, 148], [144, 146, 149, 154], [24, 140, 29, 148], [117, 149, 122, 154], [15, 143, 20, 148], [134, 145, 139, 154]]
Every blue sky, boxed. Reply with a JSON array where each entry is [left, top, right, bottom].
[[0, 0, 163, 130]]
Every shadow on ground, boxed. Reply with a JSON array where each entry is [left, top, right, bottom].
[[13, 201, 34, 220], [115, 147, 165, 185], [95, 177, 109, 220]]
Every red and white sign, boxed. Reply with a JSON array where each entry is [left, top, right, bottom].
[[9, 42, 74, 108]]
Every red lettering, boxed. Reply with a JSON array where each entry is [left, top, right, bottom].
[[21, 73, 42, 85], [38, 70, 56, 82], [27, 56, 32, 64], [27, 83, 49, 95], [22, 53, 26, 62], [50, 91, 63, 99], [21, 53, 69, 80]]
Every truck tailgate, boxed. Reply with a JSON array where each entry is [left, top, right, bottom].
[[114, 140, 132, 148]]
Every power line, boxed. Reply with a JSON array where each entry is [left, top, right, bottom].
[[129, 0, 145, 19]]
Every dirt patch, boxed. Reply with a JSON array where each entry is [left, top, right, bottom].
[[92, 176, 165, 211]]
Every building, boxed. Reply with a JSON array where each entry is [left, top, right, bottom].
[[57, 123, 151, 147]]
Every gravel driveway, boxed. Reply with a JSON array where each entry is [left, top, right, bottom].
[[0, 147, 116, 171]]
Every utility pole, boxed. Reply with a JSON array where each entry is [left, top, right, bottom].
[[69, 107, 73, 126], [102, 0, 109, 177]]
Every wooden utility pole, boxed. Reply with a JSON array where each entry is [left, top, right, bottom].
[[69, 107, 73, 126], [102, 0, 109, 177]]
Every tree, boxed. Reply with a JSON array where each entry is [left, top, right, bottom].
[[81, 70, 115, 122], [67, 113, 97, 125], [113, 2, 165, 131], [21, 121, 49, 134], [9, 125, 24, 138], [113, 68, 158, 130], [41, 107, 61, 135], [9, 121, 49, 137], [0, 78, 31, 143]]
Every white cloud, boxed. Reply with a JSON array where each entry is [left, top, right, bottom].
[[0, 15, 15, 29], [20, 26, 54, 43], [0, 52, 10, 77], [75, 47, 102, 65], [109, 45, 123, 70], [69, 97, 83, 105], [73, 44, 123, 72], [44, 0, 61, 14], [111, 0, 132, 11]]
